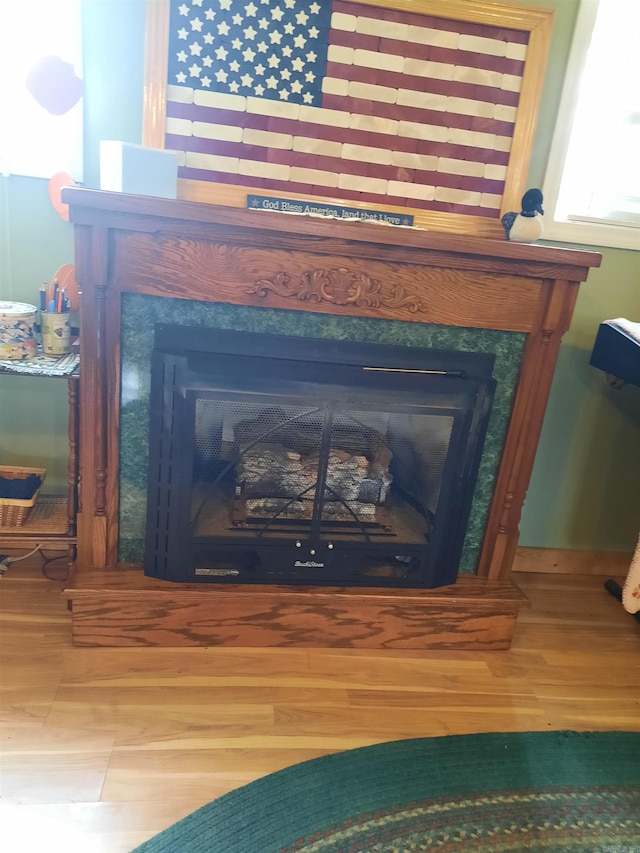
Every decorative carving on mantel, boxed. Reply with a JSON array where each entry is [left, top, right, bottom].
[[249, 267, 426, 313]]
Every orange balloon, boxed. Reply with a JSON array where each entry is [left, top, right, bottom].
[[48, 172, 76, 222]]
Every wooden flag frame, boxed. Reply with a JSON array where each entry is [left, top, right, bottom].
[[143, 0, 553, 237]]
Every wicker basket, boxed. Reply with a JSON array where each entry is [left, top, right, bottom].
[[0, 466, 46, 527]]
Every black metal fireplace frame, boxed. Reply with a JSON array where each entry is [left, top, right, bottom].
[[144, 325, 495, 588]]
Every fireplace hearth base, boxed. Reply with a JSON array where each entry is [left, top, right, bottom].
[[64, 567, 529, 649]]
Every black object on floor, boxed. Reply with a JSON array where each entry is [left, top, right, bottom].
[[604, 579, 640, 624]]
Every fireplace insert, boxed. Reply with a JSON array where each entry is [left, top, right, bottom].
[[144, 326, 495, 588]]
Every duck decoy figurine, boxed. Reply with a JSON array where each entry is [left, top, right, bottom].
[[502, 188, 544, 242]]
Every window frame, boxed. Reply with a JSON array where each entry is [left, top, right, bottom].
[[542, 0, 640, 251]]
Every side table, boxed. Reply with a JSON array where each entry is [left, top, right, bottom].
[[0, 350, 79, 578]]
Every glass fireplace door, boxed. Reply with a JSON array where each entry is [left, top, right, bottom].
[[144, 327, 495, 588]]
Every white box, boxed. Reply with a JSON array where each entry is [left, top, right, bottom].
[[99, 141, 178, 199]]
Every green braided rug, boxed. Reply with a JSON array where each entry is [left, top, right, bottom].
[[131, 731, 640, 853]]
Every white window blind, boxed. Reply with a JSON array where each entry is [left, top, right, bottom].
[[0, 0, 83, 180], [543, 0, 640, 250]]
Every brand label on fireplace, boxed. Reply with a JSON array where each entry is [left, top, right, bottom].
[[294, 560, 325, 568], [247, 195, 414, 227], [195, 567, 240, 576]]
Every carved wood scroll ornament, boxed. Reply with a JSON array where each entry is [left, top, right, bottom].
[[249, 267, 426, 314]]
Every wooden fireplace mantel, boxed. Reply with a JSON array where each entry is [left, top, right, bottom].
[[62, 187, 601, 649]]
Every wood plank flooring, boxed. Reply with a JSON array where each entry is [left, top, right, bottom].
[[1, 559, 639, 852]]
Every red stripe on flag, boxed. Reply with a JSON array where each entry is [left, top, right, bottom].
[[166, 131, 506, 194], [166, 100, 270, 131], [322, 60, 521, 111], [331, 0, 530, 44], [177, 164, 499, 219], [333, 28, 525, 84], [165, 103, 511, 168], [320, 87, 517, 137], [424, 44, 526, 77]]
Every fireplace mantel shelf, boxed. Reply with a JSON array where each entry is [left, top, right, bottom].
[[62, 188, 601, 649], [62, 186, 599, 262]]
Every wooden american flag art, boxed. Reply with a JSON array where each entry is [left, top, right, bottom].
[[144, 0, 553, 236]]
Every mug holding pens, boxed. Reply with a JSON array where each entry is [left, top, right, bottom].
[[40, 280, 71, 355]]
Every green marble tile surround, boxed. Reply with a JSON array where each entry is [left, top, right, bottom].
[[119, 294, 525, 572]]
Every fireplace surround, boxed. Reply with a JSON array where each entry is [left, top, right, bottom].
[[62, 188, 600, 649], [118, 293, 524, 574]]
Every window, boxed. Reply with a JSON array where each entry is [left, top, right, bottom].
[[0, 0, 83, 180], [542, 0, 640, 250]]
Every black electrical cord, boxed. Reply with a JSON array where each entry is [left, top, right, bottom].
[[40, 551, 71, 582]]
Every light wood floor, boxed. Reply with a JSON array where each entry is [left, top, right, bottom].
[[1, 558, 639, 853]]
